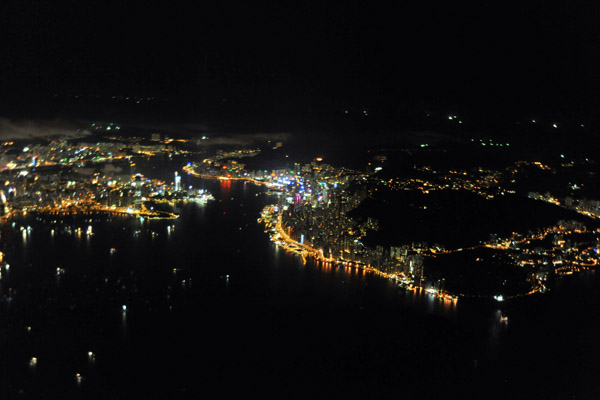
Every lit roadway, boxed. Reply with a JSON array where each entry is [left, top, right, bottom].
[[183, 164, 283, 190], [187, 164, 553, 302], [186, 158, 458, 303], [263, 207, 462, 302], [3, 203, 178, 221], [268, 206, 550, 302]]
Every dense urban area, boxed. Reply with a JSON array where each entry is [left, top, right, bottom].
[[3, 123, 596, 306]]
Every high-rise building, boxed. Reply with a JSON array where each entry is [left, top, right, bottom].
[[133, 174, 143, 209], [174, 171, 182, 192]]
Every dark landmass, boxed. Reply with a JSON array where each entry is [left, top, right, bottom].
[[354, 188, 590, 249], [425, 248, 534, 297]]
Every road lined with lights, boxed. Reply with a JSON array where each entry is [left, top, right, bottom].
[[3, 202, 179, 221], [259, 205, 459, 304], [182, 164, 285, 190], [185, 156, 599, 303]]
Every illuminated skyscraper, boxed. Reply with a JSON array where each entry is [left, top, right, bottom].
[[133, 174, 143, 209], [174, 171, 182, 192], [0, 190, 8, 216]]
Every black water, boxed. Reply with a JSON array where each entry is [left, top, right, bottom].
[[0, 167, 599, 399]]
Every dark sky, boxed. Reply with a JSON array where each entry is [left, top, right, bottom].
[[2, 1, 600, 121]]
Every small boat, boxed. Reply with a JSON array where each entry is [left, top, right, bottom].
[[500, 313, 508, 322]]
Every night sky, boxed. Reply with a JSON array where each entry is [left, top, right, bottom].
[[2, 1, 600, 123]]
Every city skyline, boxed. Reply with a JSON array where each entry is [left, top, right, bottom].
[[2, 2, 600, 399]]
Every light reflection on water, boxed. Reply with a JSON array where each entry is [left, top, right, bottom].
[[10, 187, 492, 327], [0, 173, 550, 397], [121, 310, 127, 341], [486, 309, 509, 359]]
